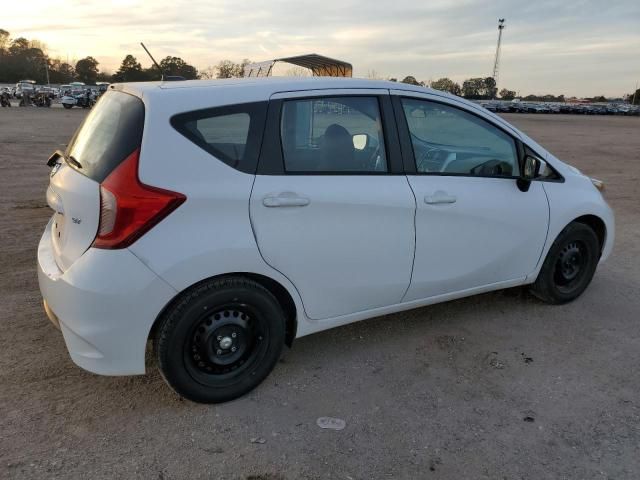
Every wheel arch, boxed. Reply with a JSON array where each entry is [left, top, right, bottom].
[[572, 214, 606, 253], [148, 272, 298, 348]]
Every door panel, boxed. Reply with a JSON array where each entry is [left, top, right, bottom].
[[250, 175, 415, 319], [404, 175, 549, 301]]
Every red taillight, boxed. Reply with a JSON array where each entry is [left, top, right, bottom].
[[93, 149, 186, 249]]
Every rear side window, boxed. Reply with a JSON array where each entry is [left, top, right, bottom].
[[280, 96, 388, 173], [171, 102, 267, 173], [66, 91, 145, 182]]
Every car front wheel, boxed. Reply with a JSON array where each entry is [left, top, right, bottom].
[[531, 222, 600, 304], [154, 276, 286, 403]]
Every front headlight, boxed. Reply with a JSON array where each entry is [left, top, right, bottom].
[[591, 178, 605, 192]]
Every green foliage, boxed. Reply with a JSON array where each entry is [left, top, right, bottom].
[[48, 59, 75, 83], [75, 56, 99, 84], [628, 89, 640, 105], [499, 88, 516, 100], [430, 78, 461, 95], [112, 55, 149, 82], [159, 56, 198, 79], [462, 77, 498, 99], [0, 28, 203, 84], [214, 59, 251, 79], [401, 76, 423, 86]]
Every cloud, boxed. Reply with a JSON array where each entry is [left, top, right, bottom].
[[3, 0, 639, 96]]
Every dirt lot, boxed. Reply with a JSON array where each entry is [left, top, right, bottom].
[[1, 108, 639, 480]]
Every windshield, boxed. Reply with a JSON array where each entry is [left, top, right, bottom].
[[66, 91, 145, 182]]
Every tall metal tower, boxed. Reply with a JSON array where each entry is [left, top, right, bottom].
[[492, 19, 506, 93]]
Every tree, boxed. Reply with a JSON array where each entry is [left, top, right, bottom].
[[96, 70, 112, 82], [366, 69, 382, 80], [75, 56, 99, 84], [401, 75, 423, 86], [430, 77, 461, 96], [462, 77, 498, 99], [499, 88, 516, 100], [628, 89, 640, 105], [112, 55, 149, 82], [48, 59, 75, 83], [158, 56, 198, 79], [215, 59, 250, 78], [0, 29, 9, 51], [3, 37, 48, 83], [484, 77, 497, 99], [462, 77, 484, 99]]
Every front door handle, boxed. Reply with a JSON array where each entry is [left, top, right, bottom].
[[263, 192, 311, 208], [424, 191, 457, 205]]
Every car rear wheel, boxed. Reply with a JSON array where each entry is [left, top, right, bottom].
[[62, 103, 73, 109], [530, 222, 600, 304], [154, 276, 286, 403]]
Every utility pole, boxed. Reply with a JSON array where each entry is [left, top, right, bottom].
[[492, 18, 505, 98]]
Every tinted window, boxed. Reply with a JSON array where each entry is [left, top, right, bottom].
[[171, 102, 267, 173], [401, 98, 519, 177], [66, 91, 144, 182], [281, 97, 387, 173]]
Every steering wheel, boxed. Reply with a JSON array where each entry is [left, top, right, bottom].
[[470, 159, 509, 176]]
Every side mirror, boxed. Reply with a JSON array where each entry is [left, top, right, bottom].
[[517, 155, 544, 192], [522, 155, 540, 180], [352, 133, 369, 151]]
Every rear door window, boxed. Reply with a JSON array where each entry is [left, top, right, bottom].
[[280, 96, 388, 173], [66, 90, 145, 182], [171, 102, 267, 173]]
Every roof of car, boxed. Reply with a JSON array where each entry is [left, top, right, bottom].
[[111, 76, 525, 145], [114, 76, 446, 97]]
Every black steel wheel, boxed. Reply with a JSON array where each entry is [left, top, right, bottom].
[[531, 222, 600, 304], [154, 277, 286, 403]]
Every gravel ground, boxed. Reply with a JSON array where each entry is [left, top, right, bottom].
[[1, 108, 639, 480]]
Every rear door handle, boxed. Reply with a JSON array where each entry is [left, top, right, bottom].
[[263, 193, 310, 208], [424, 191, 457, 205]]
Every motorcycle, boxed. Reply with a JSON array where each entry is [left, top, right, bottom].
[[60, 89, 96, 109], [33, 91, 52, 107], [0, 92, 11, 107]]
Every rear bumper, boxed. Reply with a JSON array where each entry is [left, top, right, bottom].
[[37, 218, 176, 375]]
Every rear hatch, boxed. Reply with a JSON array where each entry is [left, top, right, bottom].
[[46, 90, 145, 271]]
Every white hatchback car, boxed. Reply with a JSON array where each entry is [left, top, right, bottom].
[[38, 78, 614, 403]]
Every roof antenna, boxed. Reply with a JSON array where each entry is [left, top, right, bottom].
[[140, 42, 165, 80]]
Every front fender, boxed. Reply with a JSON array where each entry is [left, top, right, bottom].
[[525, 175, 614, 282]]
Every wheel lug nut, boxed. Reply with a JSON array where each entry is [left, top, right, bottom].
[[217, 335, 222, 341], [231, 346, 237, 352], [231, 332, 237, 338], [216, 349, 222, 355]]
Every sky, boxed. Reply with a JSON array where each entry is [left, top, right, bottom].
[[3, 0, 639, 97]]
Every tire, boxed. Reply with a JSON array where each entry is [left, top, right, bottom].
[[62, 103, 73, 109], [530, 222, 600, 304], [154, 276, 286, 403]]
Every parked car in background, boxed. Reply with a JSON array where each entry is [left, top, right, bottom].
[[38, 78, 614, 403], [14, 80, 36, 99]]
